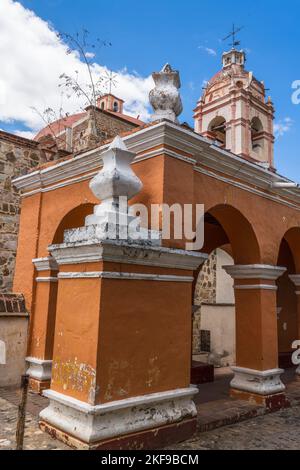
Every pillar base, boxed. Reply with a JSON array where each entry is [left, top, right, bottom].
[[39, 387, 198, 449], [29, 377, 51, 394], [26, 357, 52, 394], [40, 417, 197, 450], [230, 366, 288, 410], [230, 389, 289, 411], [230, 366, 285, 395]]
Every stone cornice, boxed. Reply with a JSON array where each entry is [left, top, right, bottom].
[[12, 121, 300, 208], [289, 275, 300, 287], [0, 129, 39, 149], [49, 239, 207, 271], [224, 264, 286, 280], [32, 256, 58, 272]]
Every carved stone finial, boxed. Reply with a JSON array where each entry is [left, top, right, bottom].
[[87, 136, 142, 224], [149, 63, 183, 123]]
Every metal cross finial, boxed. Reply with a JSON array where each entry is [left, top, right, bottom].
[[104, 70, 118, 94], [223, 24, 244, 49]]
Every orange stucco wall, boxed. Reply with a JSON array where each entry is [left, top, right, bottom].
[[13, 147, 300, 389]]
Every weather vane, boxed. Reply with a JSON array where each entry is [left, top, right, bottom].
[[223, 24, 244, 49], [104, 70, 118, 94]]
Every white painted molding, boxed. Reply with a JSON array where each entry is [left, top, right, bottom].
[[58, 271, 194, 282], [40, 386, 198, 444], [234, 284, 278, 291], [26, 357, 52, 381], [49, 239, 207, 271], [230, 366, 285, 396], [32, 257, 58, 272], [289, 275, 300, 287], [35, 277, 58, 283], [12, 120, 300, 210], [223, 264, 286, 280]]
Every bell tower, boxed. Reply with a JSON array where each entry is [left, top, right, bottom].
[[194, 47, 275, 167]]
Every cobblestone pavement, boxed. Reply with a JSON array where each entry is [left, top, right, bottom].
[[1, 387, 300, 450], [0, 396, 68, 450], [171, 405, 300, 450]]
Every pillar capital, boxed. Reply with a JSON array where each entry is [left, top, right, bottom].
[[223, 264, 286, 281], [289, 275, 300, 290], [32, 256, 58, 272]]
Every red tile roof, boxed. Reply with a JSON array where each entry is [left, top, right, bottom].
[[34, 109, 144, 141]]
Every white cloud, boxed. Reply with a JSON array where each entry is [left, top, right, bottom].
[[274, 117, 293, 138], [198, 46, 217, 56], [0, 0, 153, 134], [14, 129, 35, 139], [85, 52, 96, 59]]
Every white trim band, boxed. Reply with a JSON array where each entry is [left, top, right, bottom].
[[58, 271, 194, 282], [36, 277, 58, 283], [40, 386, 198, 444], [234, 284, 278, 291], [26, 357, 52, 381]]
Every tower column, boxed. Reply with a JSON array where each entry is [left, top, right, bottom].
[[224, 264, 288, 410]]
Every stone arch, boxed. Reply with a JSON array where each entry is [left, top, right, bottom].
[[202, 204, 261, 265], [192, 205, 260, 368], [208, 116, 227, 146], [281, 227, 300, 272], [52, 203, 94, 244]]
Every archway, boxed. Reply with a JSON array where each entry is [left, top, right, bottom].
[[251, 117, 264, 156], [52, 203, 94, 244], [208, 116, 227, 147], [192, 205, 260, 385], [276, 227, 300, 370]]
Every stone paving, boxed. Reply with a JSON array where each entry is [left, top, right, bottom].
[[0, 393, 68, 450], [171, 405, 300, 450], [1, 371, 300, 451]]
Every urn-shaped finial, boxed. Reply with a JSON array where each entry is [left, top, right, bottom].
[[89, 136, 142, 203], [149, 63, 183, 123]]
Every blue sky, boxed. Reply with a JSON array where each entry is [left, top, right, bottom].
[[2, 0, 300, 180]]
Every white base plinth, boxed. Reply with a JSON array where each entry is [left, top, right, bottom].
[[26, 357, 52, 381], [40, 387, 198, 444], [230, 366, 285, 396]]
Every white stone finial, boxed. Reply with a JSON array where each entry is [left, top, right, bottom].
[[149, 63, 183, 123], [84, 135, 142, 229], [108, 135, 128, 151]]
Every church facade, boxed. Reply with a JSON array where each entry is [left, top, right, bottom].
[[7, 49, 300, 449]]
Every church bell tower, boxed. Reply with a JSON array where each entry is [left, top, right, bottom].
[[194, 44, 275, 167]]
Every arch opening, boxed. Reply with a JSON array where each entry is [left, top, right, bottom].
[[208, 116, 226, 146], [52, 203, 95, 245], [251, 117, 264, 155]]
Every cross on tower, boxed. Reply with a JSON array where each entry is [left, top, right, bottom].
[[223, 24, 244, 49], [104, 71, 118, 94]]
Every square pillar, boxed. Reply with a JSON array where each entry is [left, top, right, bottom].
[[224, 264, 288, 410], [39, 239, 206, 449], [26, 256, 58, 393]]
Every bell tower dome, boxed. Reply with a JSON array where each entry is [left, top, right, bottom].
[[194, 48, 275, 167]]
